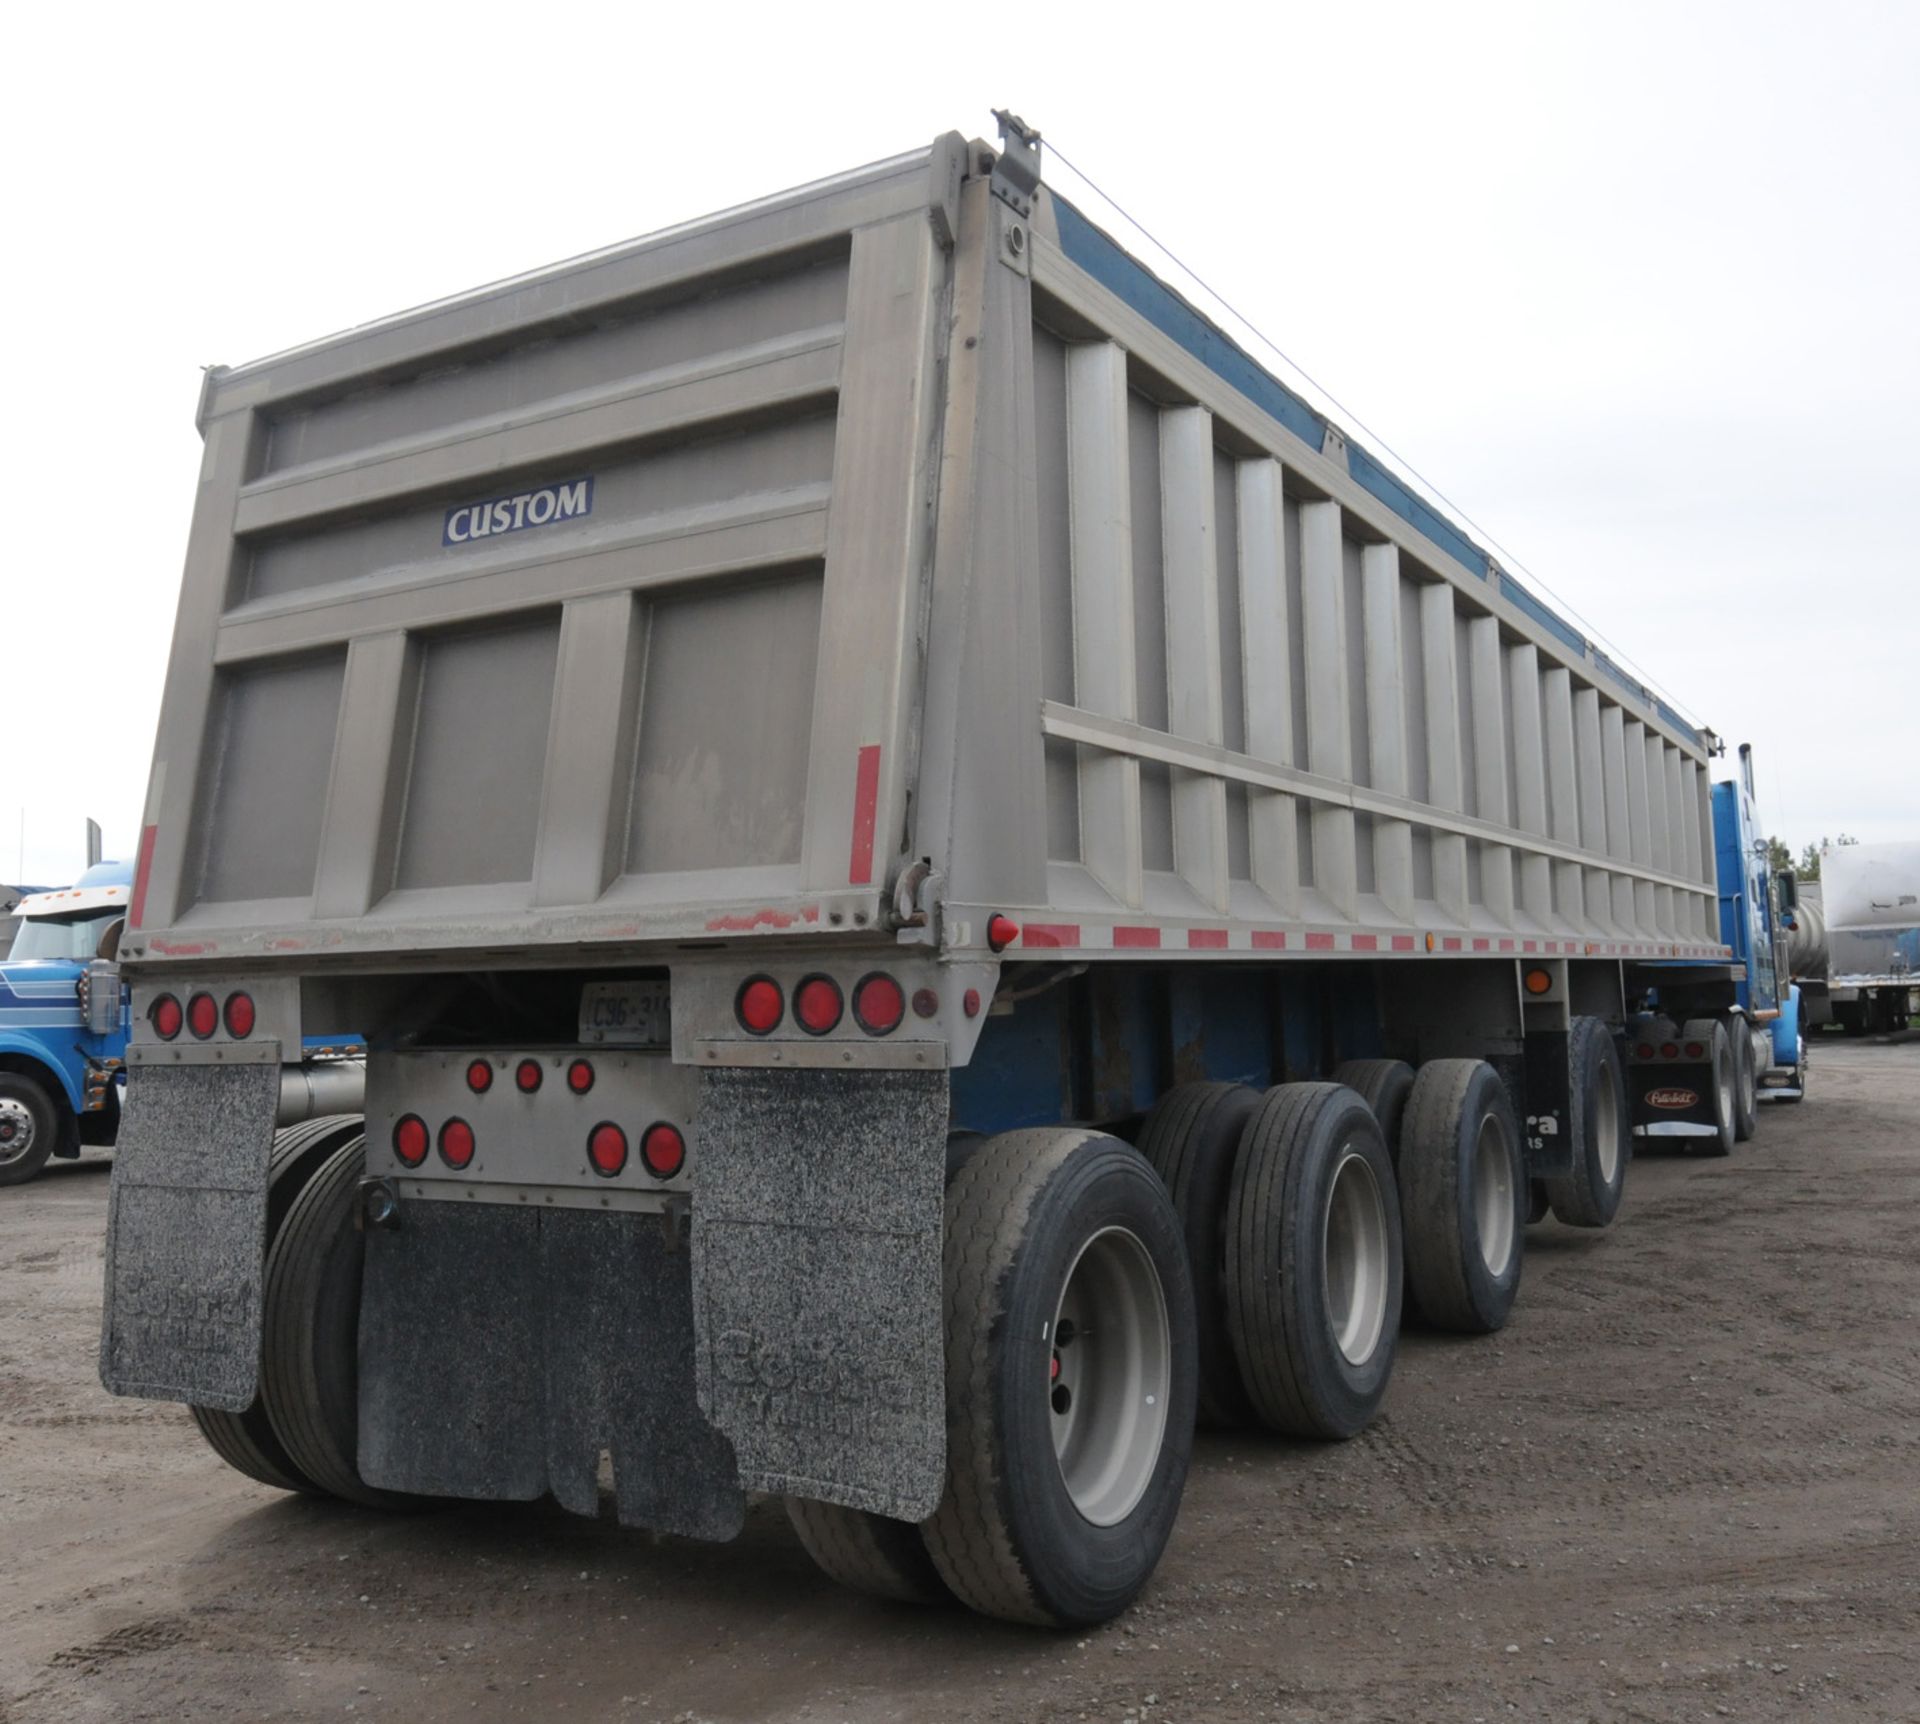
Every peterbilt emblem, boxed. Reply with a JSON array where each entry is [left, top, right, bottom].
[[1646, 1086, 1698, 1109]]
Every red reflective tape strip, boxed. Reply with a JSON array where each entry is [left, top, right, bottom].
[[1113, 925, 1161, 949], [1499, 938, 1516, 953], [1522, 940, 1538, 954], [847, 745, 882, 885], [129, 824, 158, 929], [1350, 934, 1378, 951], [1187, 929, 1229, 949], [1442, 936, 1463, 952], [1472, 938, 1491, 952], [1252, 930, 1287, 950], [1391, 934, 1416, 952], [1305, 932, 1336, 951], [1021, 922, 1079, 949]]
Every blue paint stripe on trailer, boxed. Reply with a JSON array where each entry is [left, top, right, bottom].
[[1497, 570, 1587, 656], [1049, 192, 1707, 750], [1344, 442, 1492, 582], [1051, 195, 1331, 454]]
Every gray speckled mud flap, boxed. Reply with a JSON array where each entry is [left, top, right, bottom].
[[691, 1067, 948, 1521], [99, 1062, 281, 1411], [358, 1203, 745, 1542]]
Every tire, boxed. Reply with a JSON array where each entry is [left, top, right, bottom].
[[1136, 1082, 1262, 1427], [1545, 1018, 1630, 1229], [1331, 1061, 1416, 1170], [784, 1498, 950, 1606], [1687, 1020, 1736, 1157], [189, 1116, 366, 1494], [1730, 1018, 1759, 1142], [922, 1128, 1196, 1628], [1399, 1062, 1526, 1334], [259, 1135, 417, 1509], [0, 1072, 59, 1186], [1224, 1084, 1401, 1438]]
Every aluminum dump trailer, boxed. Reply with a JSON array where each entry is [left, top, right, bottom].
[[101, 121, 1776, 1628], [1795, 842, 1919, 1034]]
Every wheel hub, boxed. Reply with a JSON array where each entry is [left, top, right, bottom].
[[0, 1099, 34, 1166], [1048, 1226, 1170, 1527], [1473, 1114, 1517, 1275], [1323, 1146, 1390, 1366]]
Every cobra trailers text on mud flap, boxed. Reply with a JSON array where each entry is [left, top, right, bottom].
[[100, 119, 1806, 1627]]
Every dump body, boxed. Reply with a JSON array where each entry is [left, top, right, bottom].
[[122, 137, 1724, 984], [1794, 842, 1919, 1034]]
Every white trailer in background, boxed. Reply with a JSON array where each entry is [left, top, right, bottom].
[[100, 119, 1785, 1627], [1793, 842, 1920, 1035]]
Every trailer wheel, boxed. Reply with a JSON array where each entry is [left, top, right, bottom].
[[188, 1116, 368, 1494], [784, 1498, 951, 1606], [1686, 1021, 1736, 1157], [1730, 1019, 1759, 1142], [922, 1128, 1196, 1628], [259, 1135, 420, 1509], [0, 1073, 58, 1187], [1137, 1082, 1262, 1427], [1224, 1084, 1401, 1438], [1331, 1061, 1416, 1170], [1400, 1061, 1526, 1334], [1545, 1018, 1630, 1230]]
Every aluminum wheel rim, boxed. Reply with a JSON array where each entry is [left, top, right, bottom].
[[1323, 1147, 1390, 1366], [1048, 1225, 1170, 1527], [1717, 1047, 1734, 1130], [1594, 1069, 1621, 1185], [1474, 1114, 1516, 1276], [0, 1098, 35, 1168]]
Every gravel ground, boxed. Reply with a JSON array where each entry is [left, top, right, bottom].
[[2, 1036, 1915, 1723]]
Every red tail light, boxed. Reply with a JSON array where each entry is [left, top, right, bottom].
[[223, 992, 255, 1038], [1661, 1042, 1679, 1059], [515, 1059, 544, 1094], [466, 1059, 494, 1094], [567, 1059, 595, 1095], [736, 977, 783, 1035], [438, 1118, 476, 1170], [912, 987, 939, 1019], [150, 995, 182, 1040], [187, 992, 219, 1039], [393, 1115, 430, 1168], [794, 975, 843, 1035], [1684, 1040, 1705, 1059], [641, 1122, 686, 1180], [587, 1122, 628, 1178], [853, 973, 905, 1036], [1634, 1043, 1654, 1059]]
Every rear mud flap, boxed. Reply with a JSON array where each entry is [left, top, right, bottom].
[[692, 1067, 948, 1522], [99, 1062, 281, 1411], [358, 1203, 745, 1543]]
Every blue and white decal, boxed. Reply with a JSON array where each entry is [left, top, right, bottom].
[[443, 477, 594, 547]]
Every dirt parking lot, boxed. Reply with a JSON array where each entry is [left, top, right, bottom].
[[3, 1037, 1916, 1724]]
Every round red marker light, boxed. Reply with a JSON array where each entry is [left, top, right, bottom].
[[912, 987, 939, 1020], [1684, 1040, 1705, 1059], [393, 1114, 430, 1168], [641, 1122, 686, 1181], [567, 1059, 595, 1095], [587, 1122, 628, 1178], [736, 977, 783, 1035], [466, 1059, 494, 1094], [515, 1059, 543, 1094], [438, 1118, 476, 1170], [853, 973, 906, 1036], [1661, 1043, 1680, 1060], [223, 992, 256, 1038], [150, 995, 183, 1041], [963, 988, 982, 1019], [1635, 1043, 1655, 1059], [794, 975, 843, 1036], [187, 992, 219, 1039], [987, 914, 1020, 953]]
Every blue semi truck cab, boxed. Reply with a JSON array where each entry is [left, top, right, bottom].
[[0, 858, 134, 1185]]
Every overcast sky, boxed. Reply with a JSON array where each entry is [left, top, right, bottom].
[[4, 0, 1914, 883]]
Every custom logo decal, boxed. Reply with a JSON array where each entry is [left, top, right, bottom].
[[443, 477, 594, 546], [1646, 1086, 1699, 1109]]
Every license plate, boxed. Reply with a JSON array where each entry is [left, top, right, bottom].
[[577, 979, 671, 1047]]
